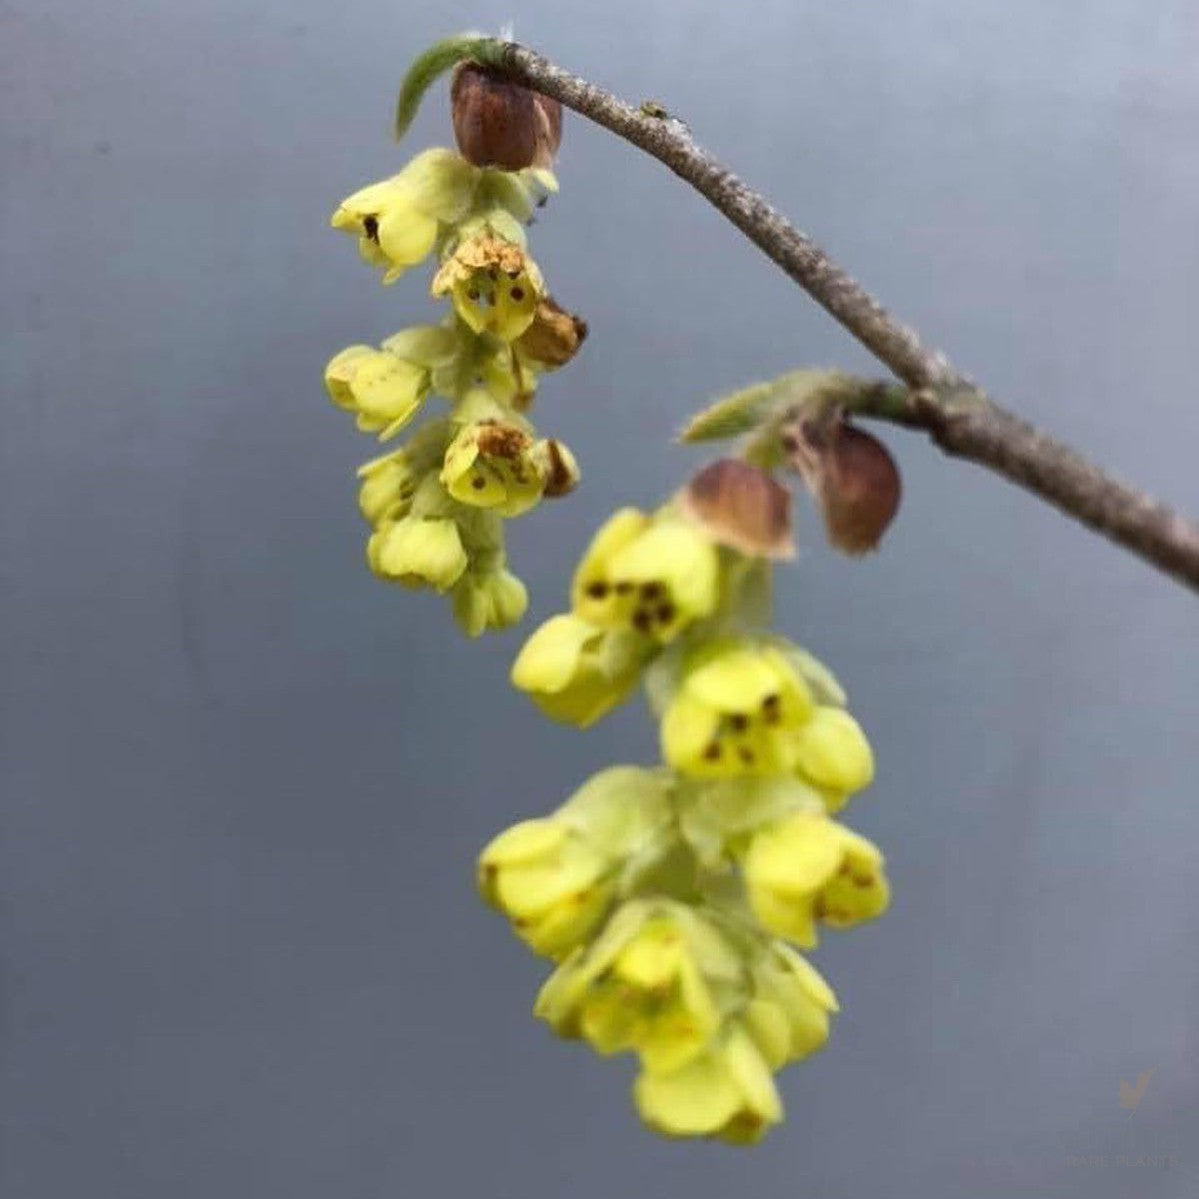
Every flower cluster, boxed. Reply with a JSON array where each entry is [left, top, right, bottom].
[[324, 139, 585, 636], [327, 45, 899, 1147], [482, 465, 890, 1142]]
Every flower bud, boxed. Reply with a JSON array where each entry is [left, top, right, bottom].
[[783, 418, 901, 555], [679, 458, 794, 559], [451, 62, 562, 171], [745, 943, 838, 1069], [451, 564, 529, 637]]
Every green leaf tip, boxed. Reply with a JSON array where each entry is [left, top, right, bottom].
[[679, 370, 896, 445], [394, 33, 508, 141], [678, 371, 840, 444], [678, 380, 781, 444]]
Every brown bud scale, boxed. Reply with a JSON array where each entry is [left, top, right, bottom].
[[451, 63, 562, 171], [680, 458, 794, 560], [784, 416, 901, 555]]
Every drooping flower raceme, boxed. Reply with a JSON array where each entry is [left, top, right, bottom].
[[324, 122, 583, 636], [325, 45, 895, 1149], [485, 466, 891, 1143]]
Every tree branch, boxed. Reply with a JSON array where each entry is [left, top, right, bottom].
[[481, 40, 1199, 592]]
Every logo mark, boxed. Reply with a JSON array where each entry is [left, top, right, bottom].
[[1119, 1069, 1155, 1111]]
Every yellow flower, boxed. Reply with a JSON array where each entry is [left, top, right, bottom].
[[661, 639, 814, 779], [480, 769, 674, 959], [479, 818, 613, 960], [431, 233, 544, 341], [355, 424, 449, 526], [330, 148, 479, 282], [743, 812, 890, 948], [324, 345, 428, 438], [440, 419, 547, 517], [570, 507, 652, 614], [510, 614, 647, 728], [451, 563, 529, 637], [366, 515, 468, 592], [633, 1024, 783, 1144], [571, 510, 720, 643], [357, 449, 422, 526], [791, 706, 874, 811], [535, 901, 741, 1073], [743, 942, 838, 1069]]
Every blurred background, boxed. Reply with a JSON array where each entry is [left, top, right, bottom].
[[3, 1, 1197, 1195]]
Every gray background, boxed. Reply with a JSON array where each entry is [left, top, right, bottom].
[[3, 0, 1198, 1195]]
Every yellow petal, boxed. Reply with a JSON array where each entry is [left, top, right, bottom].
[[660, 692, 723, 775], [608, 521, 720, 629], [792, 707, 875, 795], [357, 450, 420, 525], [570, 508, 652, 622], [323, 344, 375, 409], [367, 517, 466, 591], [614, 929, 683, 990], [746, 887, 819, 948], [683, 645, 787, 711], [511, 615, 595, 694], [743, 999, 792, 1071], [518, 883, 612, 959], [376, 206, 439, 269], [579, 987, 640, 1055], [495, 847, 603, 917], [634, 1052, 743, 1137], [349, 353, 427, 424], [480, 818, 565, 868], [745, 814, 843, 896]]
